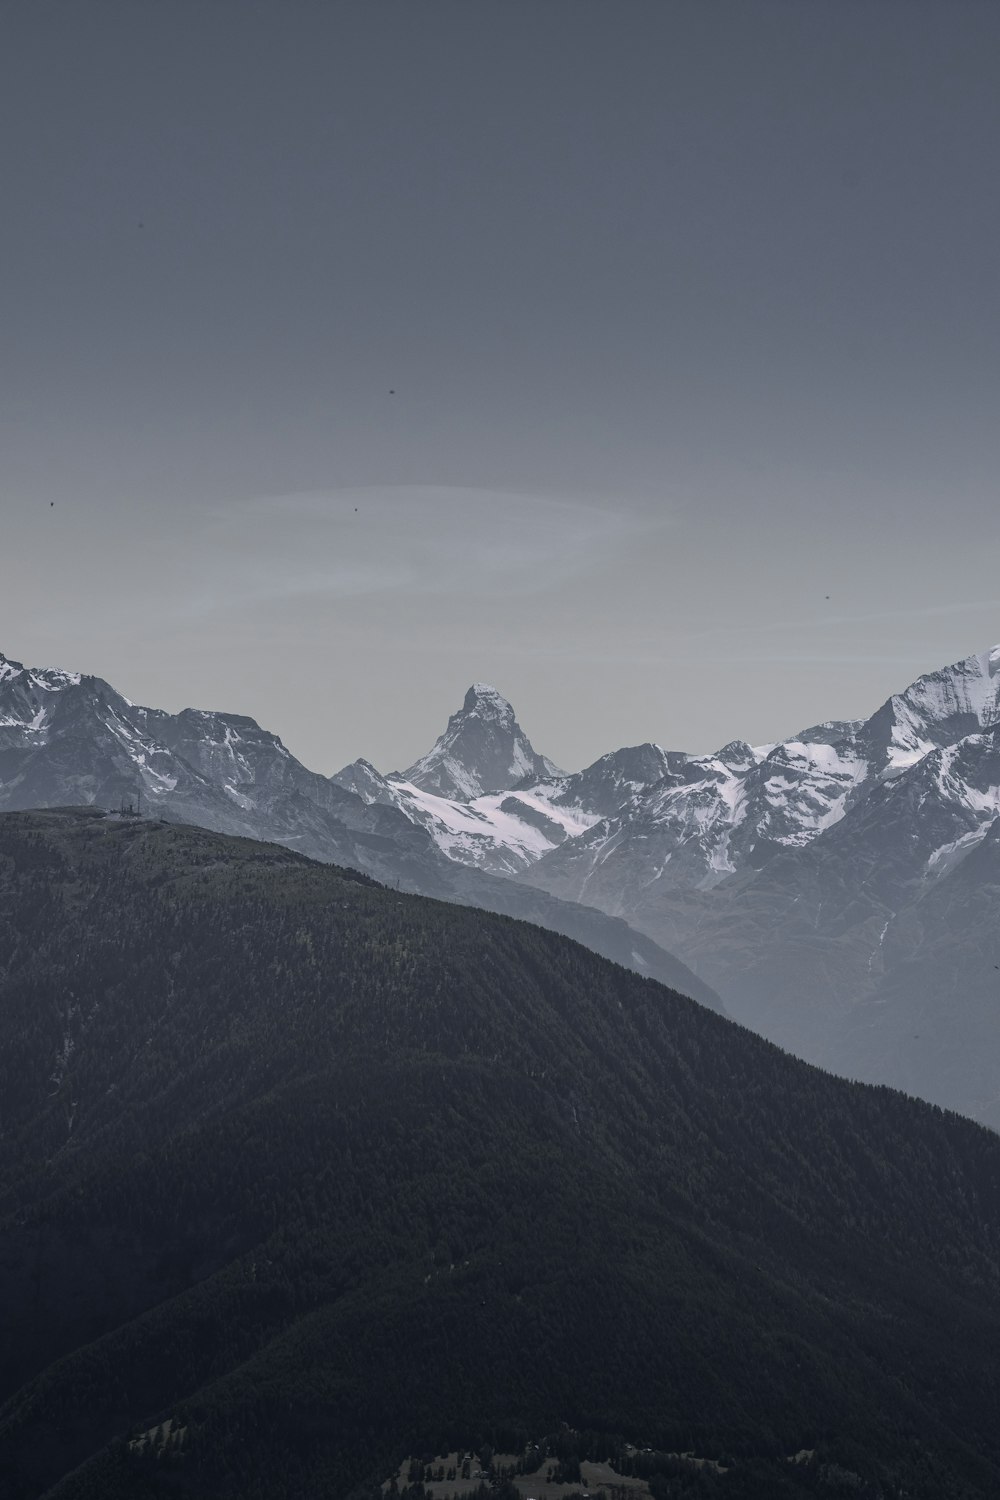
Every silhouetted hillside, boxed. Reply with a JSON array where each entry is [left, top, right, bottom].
[[1, 808, 1000, 1500]]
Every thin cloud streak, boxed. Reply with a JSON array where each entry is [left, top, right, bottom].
[[178, 486, 676, 618], [361, 638, 968, 670], [673, 601, 1000, 645]]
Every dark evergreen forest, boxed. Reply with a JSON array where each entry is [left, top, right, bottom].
[[1, 808, 999, 1499]]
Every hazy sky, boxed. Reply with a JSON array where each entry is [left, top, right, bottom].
[[2, 1, 999, 775]]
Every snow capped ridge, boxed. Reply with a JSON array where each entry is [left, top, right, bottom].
[[0, 650, 84, 694], [0, 650, 320, 822], [0, 652, 90, 735], [859, 646, 1000, 778], [518, 642, 1000, 971], [371, 777, 600, 875], [894, 643, 1000, 731]]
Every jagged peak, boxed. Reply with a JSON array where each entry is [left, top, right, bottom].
[[715, 739, 758, 770], [0, 652, 83, 690], [399, 682, 560, 798], [461, 683, 515, 721]]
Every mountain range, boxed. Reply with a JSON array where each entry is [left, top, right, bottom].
[[342, 645, 1000, 1128], [0, 653, 719, 1011], [3, 643, 1000, 1123], [3, 809, 1000, 1499]]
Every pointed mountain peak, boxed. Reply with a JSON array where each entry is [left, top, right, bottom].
[[462, 682, 515, 722], [399, 684, 562, 800], [330, 757, 394, 804]]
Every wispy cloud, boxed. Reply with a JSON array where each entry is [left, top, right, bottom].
[[180, 485, 673, 616]]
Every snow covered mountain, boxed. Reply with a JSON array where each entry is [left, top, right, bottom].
[[334, 649, 1000, 1125], [335, 702, 686, 878], [515, 645, 1000, 1125], [0, 653, 435, 883], [332, 651, 1000, 913], [0, 652, 721, 1009], [521, 646, 1000, 892], [333, 684, 586, 875], [521, 646, 1000, 906], [398, 682, 561, 798]]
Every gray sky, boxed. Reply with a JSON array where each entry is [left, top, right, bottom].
[[2, 0, 999, 775]]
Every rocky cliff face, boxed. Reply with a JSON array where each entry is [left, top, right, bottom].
[[398, 682, 561, 798]]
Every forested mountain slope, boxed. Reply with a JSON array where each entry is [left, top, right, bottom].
[[1, 810, 1000, 1499]]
